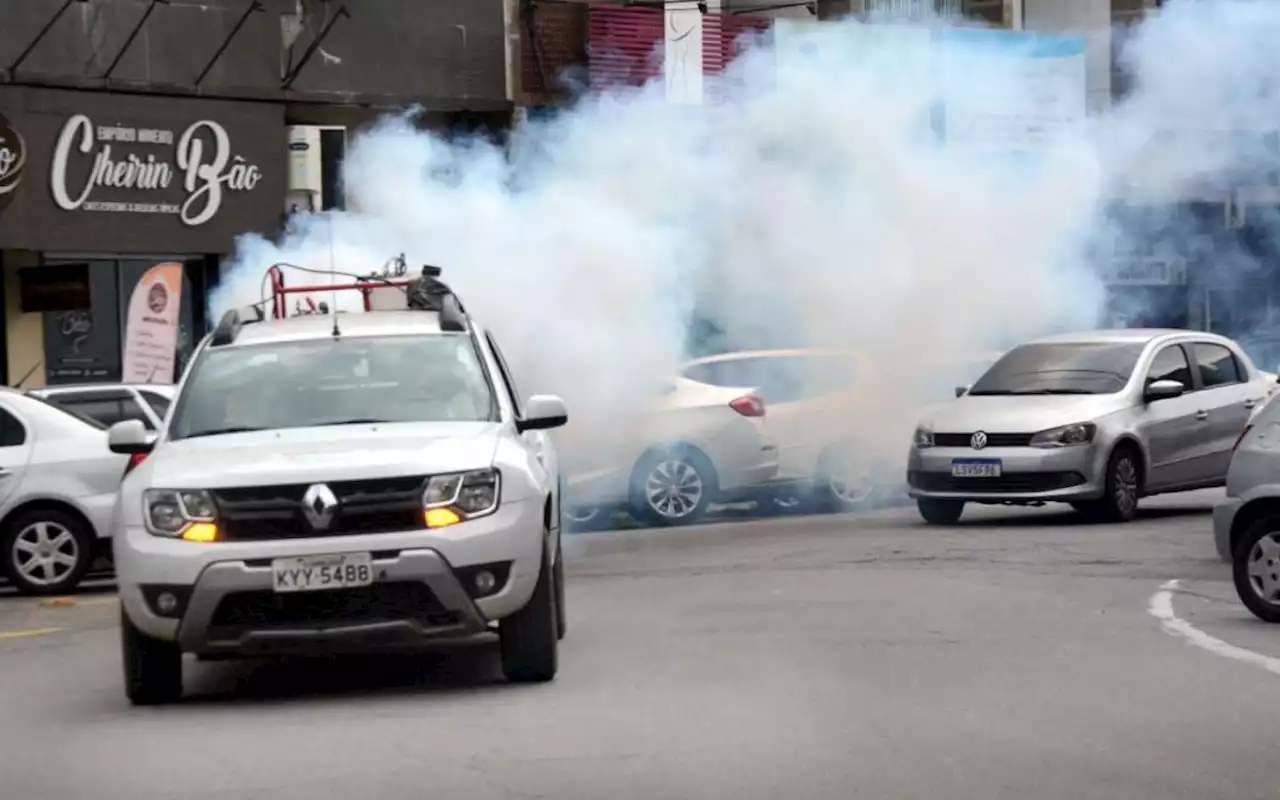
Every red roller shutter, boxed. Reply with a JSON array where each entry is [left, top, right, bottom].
[[587, 6, 664, 91]]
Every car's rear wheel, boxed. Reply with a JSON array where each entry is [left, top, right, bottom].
[[1234, 515, 1280, 624], [1, 508, 94, 596], [121, 609, 184, 705], [917, 498, 964, 525], [629, 447, 716, 527], [1076, 445, 1141, 523], [813, 443, 880, 513], [500, 544, 559, 683]]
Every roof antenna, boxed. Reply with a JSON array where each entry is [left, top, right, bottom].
[[327, 212, 341, 338]]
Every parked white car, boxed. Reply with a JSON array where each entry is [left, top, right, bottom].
[[561, 376, 777, 527], [0, 389, 129, 594], [29, 383, 175, 431]]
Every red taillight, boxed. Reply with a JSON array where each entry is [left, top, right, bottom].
[[124, 452, 148, 475], [1233, 425, 1253, 454], [729, 395, 766, 418]]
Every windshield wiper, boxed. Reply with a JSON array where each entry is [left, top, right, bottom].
[[309, 418, 395, 427], [181, 426, 268, 439], [1010, 389, 1096, 395]]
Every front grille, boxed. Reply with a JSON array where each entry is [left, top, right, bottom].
[[207, 582, 454, 640], [908, 471, 1085, 493], [212, 476, 427, 541], [934, 432, 1034, 448]]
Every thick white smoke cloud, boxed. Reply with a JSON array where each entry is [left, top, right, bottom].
[[209, 1, 1274, 477]]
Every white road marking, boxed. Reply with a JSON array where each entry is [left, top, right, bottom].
[[1149, 579, 1280, 677]]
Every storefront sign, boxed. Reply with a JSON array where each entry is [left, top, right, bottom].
[[0, 87, 284, 254], [50, 116, 262, 227], [0, 112, 25, 213], [121, 262, 183, 384], [1102, 256, 1188, 287]]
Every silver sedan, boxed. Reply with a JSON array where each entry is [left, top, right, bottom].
[[907, 329, 1270, 525]]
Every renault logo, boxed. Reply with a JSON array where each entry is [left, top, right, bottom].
[[970, 431, 988, 450], [301, 484, 339, 529]]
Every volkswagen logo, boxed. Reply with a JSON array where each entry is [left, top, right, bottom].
[[301, 483, 339, 529], [970, 431, 988, 450]]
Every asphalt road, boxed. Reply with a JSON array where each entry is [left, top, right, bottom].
[[1, 490, 1276, 800]]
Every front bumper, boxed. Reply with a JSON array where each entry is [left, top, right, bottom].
[[115, 498, 544, 653], [906, 444, 1105, 502], [1213, 496, 1242, 563]]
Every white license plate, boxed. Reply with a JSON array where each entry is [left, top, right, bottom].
[[271, 553, 374, 594], [951, 459, 1002, 478]]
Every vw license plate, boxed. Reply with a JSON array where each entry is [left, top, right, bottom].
[[951, 459, 1002, 478], [272, 553, 374, 594]]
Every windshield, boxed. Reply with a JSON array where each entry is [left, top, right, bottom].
[[168, 334, 497, 440], [967, 342, 1143, 396]]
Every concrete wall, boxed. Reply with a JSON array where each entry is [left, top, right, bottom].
[[2, 250, 44, 389]]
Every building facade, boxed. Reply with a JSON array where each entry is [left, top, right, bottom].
[[1, 0, 512, 388]]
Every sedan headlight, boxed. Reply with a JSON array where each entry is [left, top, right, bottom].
[[913, 427, 935, 448], [143, 489, 220, 542], [421, 469, 500, 528], [1030, 422, 1096, 448]]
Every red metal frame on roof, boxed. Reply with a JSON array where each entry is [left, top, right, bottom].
[[265, 264, 412, 319]]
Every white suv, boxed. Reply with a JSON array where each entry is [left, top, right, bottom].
[[108, 296, 569, 705]]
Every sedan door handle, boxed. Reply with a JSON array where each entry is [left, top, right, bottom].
[[1245, 399, 1257, 409], [1195, 410, 1209, 421], [0, 468, 11, 478]]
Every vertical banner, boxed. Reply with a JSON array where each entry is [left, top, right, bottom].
[[664, 2, 706, 104], [121, 262, 184, 384]]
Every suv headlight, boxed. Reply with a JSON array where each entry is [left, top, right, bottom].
[[421, 469, 500, 528], [143, 489, 219, 542], [913, 427, 934, 448], [1030, 422, 1096, 448]]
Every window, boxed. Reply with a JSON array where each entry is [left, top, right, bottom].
[[139, 390, 172, 419], [168, 334, 497, 440], [969, 343, 1145, 396], [681, 355, 853, 404], [485, 333, 523, 417], [25, 394, 107, 430], [46, 390, 153, 429], [0, 408, 27, 447], [1147, 345, 1193, 387], [1193, 342, 1244, 388]]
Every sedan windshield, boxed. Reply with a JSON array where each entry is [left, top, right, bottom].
[[168, 334, 497, 440], [967, 342, 1144, 396]]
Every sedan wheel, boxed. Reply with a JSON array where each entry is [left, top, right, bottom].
[[2, 511, 93, 595], [629, 450, 715, 527], [1234, 517, 1280, 623]]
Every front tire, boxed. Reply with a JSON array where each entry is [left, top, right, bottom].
[[1233, 515, 1280, 624], [500, 544, 559, 683], [121, 610, 183, 705], [628, 447, 716, 527], [917, 498, 964, 525], [1077, 445, 1141, 523], [1, 508, 94, 596], [554, 542, 567, 640]]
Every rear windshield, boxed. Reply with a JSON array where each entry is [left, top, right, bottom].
[[26, 393, 108, 430], [968, 342, 1144, 396]]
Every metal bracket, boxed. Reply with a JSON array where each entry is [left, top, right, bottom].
[[194, 0, 265, 86], [100, 0, 172, 81], [281, 4, 351, 90]]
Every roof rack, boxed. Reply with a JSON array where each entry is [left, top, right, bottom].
[[208, 258, 469, 347]]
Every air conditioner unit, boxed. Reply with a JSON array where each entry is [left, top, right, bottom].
[[286, 125, 322, 215]]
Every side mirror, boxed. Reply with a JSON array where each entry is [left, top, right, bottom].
[[1144, 379, 1185, 402], [954, 385, 970, 398], [516, 394, 568, 432], [108, 419, 155, 455]]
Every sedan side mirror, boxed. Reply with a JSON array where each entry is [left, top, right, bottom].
[[1144, 379, 1185, 402], [516, 394, 568, 432], [108, 419, 156, 455], [954, 385, 970, 398]]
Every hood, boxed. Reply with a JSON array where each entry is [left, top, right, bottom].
[[919, 394, 1129, 434], [146, 422, 501, 489]]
